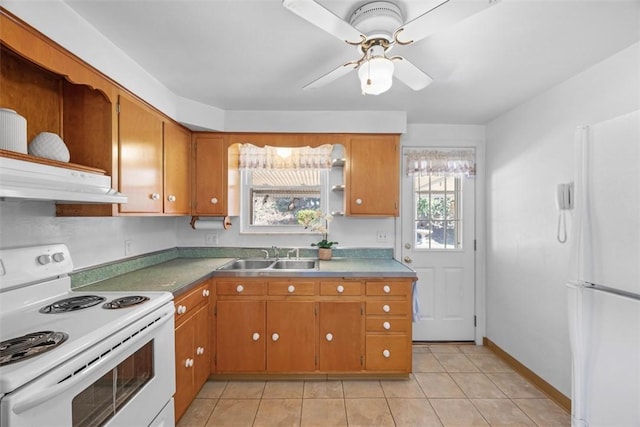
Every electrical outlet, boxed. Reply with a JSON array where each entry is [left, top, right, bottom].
[[376, 231, 387, 242], [124, 239, 132, 256], [205, 233, 219, 246]]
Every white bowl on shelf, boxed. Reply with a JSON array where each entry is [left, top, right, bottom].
[[0, 108, 27, 154], [28, 132, 70, 162]]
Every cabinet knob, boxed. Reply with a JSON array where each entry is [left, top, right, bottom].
[[382, 304, 390, 313], [210, 197, 218, 204], [271, 333, 280, 342], [236, 284, 244, 293], [150, 193, 161, 200], [167, 194, 176, 202], [252, 332, 260, 341], [325, 333, 333, 342], [287, 285, 295, 293], [336, 285, 344, 293], [185, 358, 194, 368], [383, 285, 391, 294], [355, 198, 363, 205], [202, 289, 210, 297], [196, 346, 205, 356], [383, 321, 391, 330], [177, 305, 187, 314], [382, 349, 391, 358]]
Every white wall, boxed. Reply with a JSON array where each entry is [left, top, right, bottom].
[[0, 200, 179, 269], [484, 42, 640, 396]]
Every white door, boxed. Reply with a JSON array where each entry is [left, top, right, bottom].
[[402, 148, 476, 341]]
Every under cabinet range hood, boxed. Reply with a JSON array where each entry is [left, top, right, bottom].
[[0, 155, 127, 204]]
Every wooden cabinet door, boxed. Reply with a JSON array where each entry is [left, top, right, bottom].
[[193, 304, 210, 391], [347, 135, 399, 216], [216, 300, 266, 372], [174, 316, 194, 421], [266, 301, 316, 372], [163, 121, 191, 214], [118, 94, 163, 213], [193, 135, 226, 215], [319, 301, 363, 371]]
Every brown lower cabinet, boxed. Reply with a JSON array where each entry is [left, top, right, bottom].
[[175, 276, 412, 423]]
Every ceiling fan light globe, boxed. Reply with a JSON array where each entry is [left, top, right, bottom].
[[358, 57, 394, 95]]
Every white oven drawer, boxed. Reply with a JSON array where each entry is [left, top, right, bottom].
[[0, 304, 175, 427]]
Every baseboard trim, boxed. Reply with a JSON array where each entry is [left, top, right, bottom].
[[483, 337, 571, 413]]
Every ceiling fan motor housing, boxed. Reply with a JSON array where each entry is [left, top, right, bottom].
[[349, 1, 403, 41]]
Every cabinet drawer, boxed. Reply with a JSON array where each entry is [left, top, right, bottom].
[[268, 281, 316, 296], [175, 283, 210, 326], [366, 281, 411, 296], [320, 281, 362, 296], [365, 335, 410, 372], [217, 281, 265, 296], [366, 301, 409, 316], [366, 317, 408, 333]]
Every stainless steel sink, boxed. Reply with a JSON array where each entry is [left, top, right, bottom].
[[271, 259, 317, 270], [217, 258, 318, 271], [217, 259, 274, 270]]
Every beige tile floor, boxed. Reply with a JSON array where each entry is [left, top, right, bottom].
[[177, 344, 570, 427]]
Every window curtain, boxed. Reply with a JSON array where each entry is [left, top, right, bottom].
[[239, 144, 333, 169], [405, 149, 476, 177]]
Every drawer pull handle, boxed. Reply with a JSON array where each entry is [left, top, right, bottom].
[[185, 358, 194, 368], [202, 289, 210, 297], [382, 349, 391, 358], [272, 333, 280, 342], [236, 285, 244, 293], [210, 197, 218, 204], [177, 305, 187, 315], [325, 333, 333, 342], [288, 285, 295, 293], [383, 321, 391, 330], [196, 346, 205, 356], [252, 332, 260, 341], [382, 304, 390, 313], [336, 285, 344, 293], [383, 285, 391, 294], [355, 198, 363, 205], [167, 194, 176, 202], [150, 192, 160, 201]]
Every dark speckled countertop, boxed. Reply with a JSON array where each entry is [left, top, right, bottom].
[[76, 250, 416, 298]]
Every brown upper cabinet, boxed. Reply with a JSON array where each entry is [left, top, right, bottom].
[[346, 134, 400, 216], [163, 121, 191, 215], [192, 134, 227, 216]]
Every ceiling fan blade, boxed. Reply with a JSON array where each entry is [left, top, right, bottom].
[[282, 0, 365, 44], [391, 57, 433, 91], [394, 0, 497, 45], [303, 61, 358, 90]]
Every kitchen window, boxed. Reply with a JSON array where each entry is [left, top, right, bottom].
[[238, 144, 333, 234]]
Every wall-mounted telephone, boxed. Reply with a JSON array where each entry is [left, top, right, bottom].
[[556, 182, 573, 210], [556, 182, 573, 243]]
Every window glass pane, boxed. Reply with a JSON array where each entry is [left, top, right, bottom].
[[413, 173, 462, 250], [251, 189, 321, 226]]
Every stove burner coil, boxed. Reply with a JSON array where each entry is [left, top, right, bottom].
[[102, 295, 150, 309], [0, 331, 68, 366], [39, 295, 106, 313]]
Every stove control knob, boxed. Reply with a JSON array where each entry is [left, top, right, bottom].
[[52, 252, 65, 263], [37, 254, 52, 265]]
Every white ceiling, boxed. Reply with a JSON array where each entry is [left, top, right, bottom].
[[62, 0, 640, 125]]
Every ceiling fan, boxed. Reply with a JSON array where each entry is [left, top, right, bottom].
[[282, 0, 497, 95]]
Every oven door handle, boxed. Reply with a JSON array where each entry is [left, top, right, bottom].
[[12, 312, 173, 415]]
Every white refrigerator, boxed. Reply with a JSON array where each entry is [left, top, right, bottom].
[[567, 110, 640, 427]]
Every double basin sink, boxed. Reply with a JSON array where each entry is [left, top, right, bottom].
[[217, 258, 318, 272]]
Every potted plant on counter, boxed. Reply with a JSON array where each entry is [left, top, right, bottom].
[[296, 209, 338, 260]]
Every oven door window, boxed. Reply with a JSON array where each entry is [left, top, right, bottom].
[[72, 341, 154, 427]]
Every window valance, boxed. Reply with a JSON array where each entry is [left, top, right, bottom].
[[405, 149, 476, 177], [239, 144, 333, 169]]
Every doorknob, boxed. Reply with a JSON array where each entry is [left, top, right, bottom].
[[404, 256, 413, 264], [404, 243, 412, 249]]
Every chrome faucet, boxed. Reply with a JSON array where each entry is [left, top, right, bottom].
[[271, 246, 280, 259], [260, 249, 269, 259], [287, 248, 300, 260]]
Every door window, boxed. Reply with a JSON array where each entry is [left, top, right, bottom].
[[413, 174, 462, 249]]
